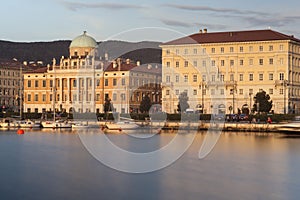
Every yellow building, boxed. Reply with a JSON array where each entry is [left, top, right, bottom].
[[23, 32, 161, 114], [161, 29, 300, 114]]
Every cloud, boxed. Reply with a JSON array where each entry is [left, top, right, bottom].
[[163, 3, 268, 16], [61, 1, 145, 11], [159, 18, 228, 30]]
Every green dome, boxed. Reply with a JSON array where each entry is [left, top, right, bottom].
[[70, 31, 97, 48]]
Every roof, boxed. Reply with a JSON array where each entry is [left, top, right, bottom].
[[70, 31, 97, 48], [104, 61, 161, 74], [162, 29, 300, 45]]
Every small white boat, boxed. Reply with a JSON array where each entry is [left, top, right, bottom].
[[42, 120, 72, 128], [72, 122, 90, 129], [276, 116, 300, 133], [18, 120, 41, 128], [105, 121, 140, 131]]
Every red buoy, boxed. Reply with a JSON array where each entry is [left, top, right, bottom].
[[17, 129, 25, 135]]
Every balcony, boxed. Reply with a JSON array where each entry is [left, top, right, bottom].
[[275, 80, 289, 87], [161, 82, 174, 88]]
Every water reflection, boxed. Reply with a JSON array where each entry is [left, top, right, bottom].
[[0, 130, 299, 199]]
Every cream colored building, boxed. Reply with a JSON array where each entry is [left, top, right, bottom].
[[161, 29, 300, 114], [23, 32, 161, 114]]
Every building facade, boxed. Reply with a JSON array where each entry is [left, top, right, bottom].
[[161, 29, 300, 114], [23, 32, 161, 114]]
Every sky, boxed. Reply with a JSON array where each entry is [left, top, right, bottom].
[[2, 0, 300, 42]]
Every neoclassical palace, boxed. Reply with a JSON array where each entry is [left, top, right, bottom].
[[23, 32, 161, 114], [161, 29, 300, 114]]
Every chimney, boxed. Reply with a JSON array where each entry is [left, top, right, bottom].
[[104, 53, 108, 61], [23, 61, 27, 66], [199, 29, 203, 33], [147, 64, 152, 69], [112, 61, 117, 68], [126, 59, 130, 64], [137, 61, 140, 66], [203, 28, 207, 33]]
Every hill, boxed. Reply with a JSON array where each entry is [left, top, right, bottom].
[[0, 40, 162, 65]]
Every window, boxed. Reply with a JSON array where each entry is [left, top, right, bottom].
[[280, 89, 284, 95], [259, 59, 264, 65], [42, 94, 46, 102], [269, 58, 273, 65], [175, 75, 179, 82], [175, 90, 179, 95], [212, 75, 216, 82], [240, 59, 244, 66], [220, 74, 225, 81], [34, 94, 38, 101], [211, 60, 215, 66], [240, 46, 243, 52], [166, 90, 170, 95], [269, 73, 274, 81], [42, 80, 46, 87], [249, 74, 254, 81], [121, 78, 125, 86], [96, 94, 100, 101], [176, 61, 179, 68], [193, 75, 197, 82], [230, 89, 234, 95], [221, 47, 224, 53], [202, 75, 206, 81], [113, 93, 117, 101], [220, 89, 224, 95], [230, 47, 234, 52], [73, 80, 76, 87], [28, 80, 31, 87], [269, 45, 273, 51], [166, 75, 170, 83], [239, 89, 243, 95], [27, 94, 31, 102], [121, 93, 125, 101], [259, 46, 263, 51], [35, 108, 38, 113], [184, 49, 188, 54], [193, 48, 197, 54], [279, 45, 284, 51], [184, 75, 188, 82], [269, 89, 273, 95], [202, 60, 206, 67], [193, 61, 197, 67], [280, 58, 284, 65], [211, 48, 215, 53], [249, 89, 253, 95], [230, 60, 234, 66], [249, 46, 253, 52], [193, 90, 197, 95], [230, 74, 234, 81], [166, 62, 170, 67], [279, 73, 284, 80], [239, 74, 243, 81], [166, 49, 170, 55], [113, 78, 117, 86], [184, 61, 188, 67], [175, 49, 179, 55], [259, 74, 264, 81], [221, 60, 225, 66], [202, 89, 206, 95], [249, 59, 253, 65], [202, 48, 206, 53], [104, 79, 108, 86]]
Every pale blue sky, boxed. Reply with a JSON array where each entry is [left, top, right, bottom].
[[2, 0, 300, 42]]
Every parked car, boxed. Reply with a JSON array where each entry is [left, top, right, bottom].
[[239, 114, 249, 121], [226, 114, 239, 122]]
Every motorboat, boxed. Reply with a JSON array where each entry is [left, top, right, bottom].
[[72, 122, 90, 129], [17, 120, 41, 128], [41, 120, 72, 128], [276, 116, 300, 133]]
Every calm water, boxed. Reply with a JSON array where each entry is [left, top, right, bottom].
[[0, 129, 300, 200]]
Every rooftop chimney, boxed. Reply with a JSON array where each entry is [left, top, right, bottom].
[[137, 61, 140, 66], [203, 28, 207, 33], [199, 29, 203, 33], [126, 59, 130, 64], [112, 61, 117, 68]]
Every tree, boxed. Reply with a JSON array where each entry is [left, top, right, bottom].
[[252, 90, 272, 113], [139, 95, 152, 113], [177, 92, 189, 113], [104, 97, 113, 113]]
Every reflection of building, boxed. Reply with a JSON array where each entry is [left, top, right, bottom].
[[161, 29, 300, 114], [23, 32, 161, 114]]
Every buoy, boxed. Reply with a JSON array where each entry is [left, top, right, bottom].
[[17, 129, 25, 135], [119, 128, 122, 132]]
